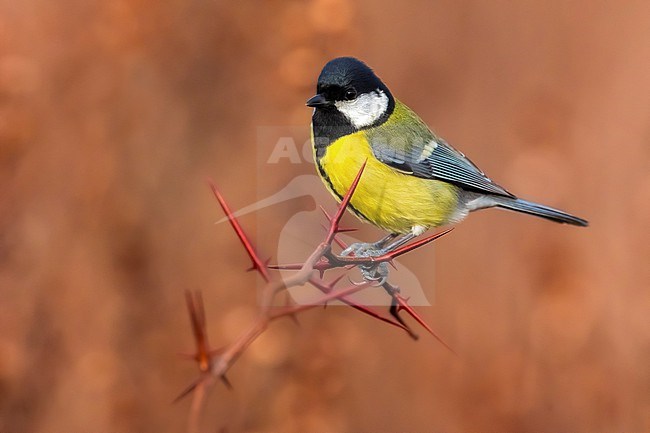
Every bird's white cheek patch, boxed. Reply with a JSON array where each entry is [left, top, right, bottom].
[[335, 90, 389, 129]]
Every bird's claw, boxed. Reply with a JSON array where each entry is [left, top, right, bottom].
[[360, 262, 389, 286], [340, 242, 389, 285]]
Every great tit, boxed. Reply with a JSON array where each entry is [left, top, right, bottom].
[[307, 57, 587, 258]]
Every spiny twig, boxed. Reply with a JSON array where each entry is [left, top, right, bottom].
[[179, 162, 454, 430]]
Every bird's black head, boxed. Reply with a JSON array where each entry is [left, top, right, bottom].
[[307, 57, 394, 136], [311, 57, 391, 104]]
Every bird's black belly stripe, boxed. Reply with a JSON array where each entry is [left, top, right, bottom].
[[315, 157, 368, 222]]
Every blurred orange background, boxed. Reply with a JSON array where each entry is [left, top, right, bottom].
[[1, 0, 649, 432]]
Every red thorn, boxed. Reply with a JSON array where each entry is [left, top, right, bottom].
[[185, 290, 212, 371], [220, 374, 233, 390], [400, 295, 411, 305], [208, 180, 270, 282], [319, 205, 333, 222], [307, 277, 412, 335], [325, 161, 367, 244], [321, 206, 354, 248], [269, 282, 374, 319], [312, 281, 371, 305], [173, 376, 204, 403], [394, 294, 456, 355], [383, 227, 454, 260], [327, 273, 346, 290], [320, 207, 360, 234], [333, 235, 348, 250], [267, 263, 303, 270], [269, 260, 334, 274]]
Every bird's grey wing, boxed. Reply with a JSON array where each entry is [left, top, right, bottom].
[[370, 135, 514, 198]]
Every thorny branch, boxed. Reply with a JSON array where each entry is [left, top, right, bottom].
[[178, 162, 454, 431]]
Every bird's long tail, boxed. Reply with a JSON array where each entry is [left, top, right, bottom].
[[490, 196, 588, 227]]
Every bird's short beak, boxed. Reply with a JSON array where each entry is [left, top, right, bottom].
[[306, 94, 331, 108]]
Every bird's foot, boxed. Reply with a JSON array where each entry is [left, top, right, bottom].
[[359, 262, 389, 285], [340, 242, 390, 285]]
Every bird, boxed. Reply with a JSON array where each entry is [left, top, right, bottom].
[[306, 57, 587, 277]]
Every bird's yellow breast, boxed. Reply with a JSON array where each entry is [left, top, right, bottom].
[[316, 131, 459, 234]]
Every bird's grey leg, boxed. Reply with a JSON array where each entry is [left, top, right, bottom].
[[364, 226, 427, 256], [375, 232, 415, 254], [372, 233, 400, 249], [371, 225, 427, 255], [340, 233, 399, 257]]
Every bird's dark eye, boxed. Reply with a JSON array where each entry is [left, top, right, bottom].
[[344, 88, 357, 100]]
